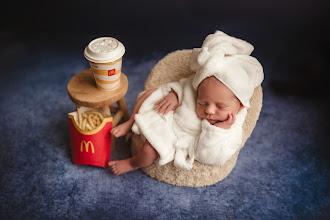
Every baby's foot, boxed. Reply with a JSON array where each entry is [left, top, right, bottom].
[[108, 159, 137, 175], [111, 120, 133, 138]]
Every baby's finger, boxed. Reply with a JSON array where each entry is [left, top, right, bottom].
[[155, 99, 167, 110], [163, 104, 174, 115], [231, 113, 236, 124], [154, 98, 165, 107], [227, 113, 232, 122], [158, 102, 171, 114]]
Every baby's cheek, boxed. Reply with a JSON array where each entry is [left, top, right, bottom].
[[195, 108, 204, 119], [216, 110, 229, 120]]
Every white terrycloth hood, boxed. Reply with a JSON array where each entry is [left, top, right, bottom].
[[191, 30, 264, 107]]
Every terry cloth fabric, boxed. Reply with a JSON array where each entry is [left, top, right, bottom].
[[132, 74, 246, 170], [191, 30, 264, 108]]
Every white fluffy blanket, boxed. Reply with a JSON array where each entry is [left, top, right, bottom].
[[132, 74, 247, 170]]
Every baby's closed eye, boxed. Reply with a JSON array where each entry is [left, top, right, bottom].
[[216, 105, 228, 109], [197, 102, 207, 107]]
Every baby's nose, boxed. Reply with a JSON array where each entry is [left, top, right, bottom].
[[205, 105, 216, 114]]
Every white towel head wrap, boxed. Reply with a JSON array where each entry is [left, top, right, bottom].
[[191, 31, 264, 108]]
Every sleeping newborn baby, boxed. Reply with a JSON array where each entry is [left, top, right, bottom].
[[109, 31, 264, 175]]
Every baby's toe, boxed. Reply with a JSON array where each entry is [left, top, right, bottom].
[[108, 161, 116, 166]]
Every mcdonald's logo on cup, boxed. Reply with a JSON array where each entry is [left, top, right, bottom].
[[108, 69, 116, 76], [80, 141, 95, 154], [68, 107, 113, 168]]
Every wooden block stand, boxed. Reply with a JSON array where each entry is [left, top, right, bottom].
[[67, 69, 130, 149]]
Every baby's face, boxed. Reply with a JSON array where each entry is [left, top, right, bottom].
[[196, 77, 243, 125]]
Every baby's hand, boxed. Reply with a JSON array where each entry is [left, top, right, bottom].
[[154, 90, 179, 115], [214, 113, 236, 129]]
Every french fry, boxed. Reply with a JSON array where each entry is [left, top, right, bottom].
[[86, 123, 92, 131], [77, 107, 105, 131], [88, 114, 96, 129], [82, 118, 87, 131], [77, 107, 83, 129]]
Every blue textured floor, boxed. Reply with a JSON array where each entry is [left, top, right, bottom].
[[1, 21, 329, 218]]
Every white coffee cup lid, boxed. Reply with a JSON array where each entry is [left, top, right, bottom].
[[84, 37, 125, 63]]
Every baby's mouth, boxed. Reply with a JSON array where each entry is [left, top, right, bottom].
[[206, 119, 219, 125]]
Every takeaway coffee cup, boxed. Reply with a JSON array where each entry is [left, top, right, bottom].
[[84, 37, 125, 91]]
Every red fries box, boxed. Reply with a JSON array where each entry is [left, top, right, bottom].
[[68, 107, 112, 168]]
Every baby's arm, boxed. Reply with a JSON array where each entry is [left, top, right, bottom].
[[214, 113, 236, 129], [154, 90, 179, 115], [154, 77, 188, 115], [111, 88, 157, 138]]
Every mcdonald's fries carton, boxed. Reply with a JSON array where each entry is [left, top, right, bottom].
[[68, 107, 112, 168]]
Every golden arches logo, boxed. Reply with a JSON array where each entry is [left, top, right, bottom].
[[80, 141, 95, 154]]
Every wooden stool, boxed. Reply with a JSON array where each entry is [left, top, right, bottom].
[[67, 69, 130, 148]]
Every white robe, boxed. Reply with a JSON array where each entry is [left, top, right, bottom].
[[132, 74, 247, 170]]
